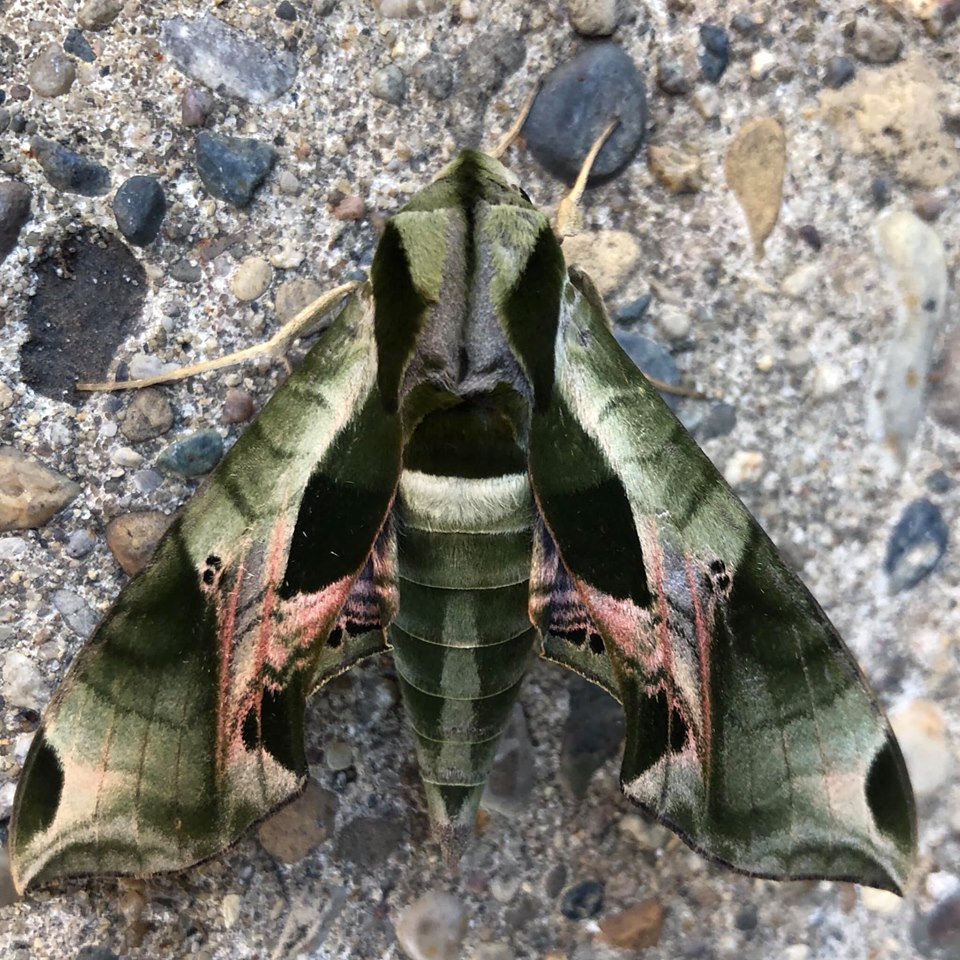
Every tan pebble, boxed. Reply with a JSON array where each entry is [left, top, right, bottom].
[[598, 898, 665, 949], [221, 387, 256, 424], [77, 0, 123, 30], [725, 117, 786, 257], [275, 277, 325, 321], [105, 511, 171, 576], [861, 887, 903, 914], [750, 49, 777, 80], [258, 780, 338, 863], [231, 256, 273, 301], [890, 699, 951, 797], [648, 143, 703, 194], [395, 891, 468, 960], [562, 230, 641, 297], [333, 195, 366, 220], [28, 43, 77, 98], [0, 448, 81, 533], [221, 893, 242, 928], [724, 450, 765, 485], [755, 354, 775, 373], [0, 381, 15, 411], [567, 0, 619, 36]]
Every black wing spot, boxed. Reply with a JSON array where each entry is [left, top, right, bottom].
[[326, 626, 343, 649], [206, 554, 222, 569], [589, 632, 606, 655], [669, 707, 689, 753], [202, 568, 216, 586], [709, 559, 726, 574], [13, 733, 63, 841]]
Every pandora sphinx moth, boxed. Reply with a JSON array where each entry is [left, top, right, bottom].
[[9, 150, 915, 895]]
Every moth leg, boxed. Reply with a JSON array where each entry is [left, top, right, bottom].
[[555, 117, 620, 239], [76, 280, 361, 392], [490, 83, 540, 159]]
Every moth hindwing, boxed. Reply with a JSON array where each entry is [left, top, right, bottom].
[[10, 150, 915, 895]]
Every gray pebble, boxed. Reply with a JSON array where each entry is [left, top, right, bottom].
[[823, 55, 855, 89], [871, 176, 892, 209], [524, 43, 646, 184], [275, 0, 297, 21], [370, 64, 406, 105], [560, 880, 604, 920], [334, 816, 405, 869], [121, 388, 174, 442], [614, 292, 653, 325], [699, 23, 730, 83], [162, 14, 297, 105], [852, 17, 902, 64], [195, 131, 277, 207], [911, 890, 960, 957], [64, 529, 97, 558], [0, 180, 31, 263], [1, 651, 47, 711], [30, 135, 110, 196], [925, 469, 951, 494], [28, 42, 77, 98], [77, 0, 123, 31], [693, 401, 737, 441], [113, 175, 166, 246], [884, 498, 948, 592], [52, 589, 99, 638], [181, 86, 215, 127], [157, 429, 224, 477], [131, 468, 163, 495], [0, 109, 10, 133], [457, 26, 525, 101], [730, 13, 759, 36], [614, 330, 682, 410], [63, 28, 96, 63], [657, 58, 691, 96], [413, 52, 454, 100], [169, 259, 202, 283]]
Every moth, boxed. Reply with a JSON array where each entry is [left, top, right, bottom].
[[9, 147, 916, 896]]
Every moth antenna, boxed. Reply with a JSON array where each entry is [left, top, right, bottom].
[[75, 280, 361, 392], [555, 116, 621, 241], [489, 82, 541, 160]]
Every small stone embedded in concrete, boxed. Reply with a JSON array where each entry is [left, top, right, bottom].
[[1, 650, 48, 711], [334, 816, 405, 869], [121, 388, 174, 442], [52, 589, 98, 638], [157, 429, 224, 477], [222, 387, 256, 424], [413, 52, 454, 99], [395, 892, 468, 960], [28, 42, 77, 98], [730, 13, 758, 35], [258, 779, 338, 863], [724, 449, 765, 486], [333, 195, 365, 220], [931, 323, 960, 430], [161, 14, 297, 104], [567, 0, 619, 36], [77, 0, 123, 31], [750, 49, 777, 81], [647, 143, 703, 194], [456, 26, 525, 102], [561, 230, 641, 298], [560, 676, 624, 799], [106, 511, 171, 576], [370, 64, 407, 104], [851, 17, 903, 64], [379, 0, 445, 15], [656, 58, 691, 96], [196, 132, 277, 207], [561, 880, 605, 920], [275, 1, 297, 21], [0, 180, 31, 263], [181, 86, 215, 127], [798, 224, 823, 251], [30, 135, 111, 196], [699, 22, 730, 82], [823, 55, 856, 89], [725, 117, 786, 256], [614, 331, 683, 410], [64, 28, 96, 62], [613, 292, 653, 325], [221, 893, 242, 928], [113, 175, 166, 246], [231, 256, 273, 301], [524, 42, 646, 184], [0, 447, 81, 533], [599, 898, 665, 949], [694, 401, 737, 441], [884, 498, 948, 592], [65, 528, 97, 558]]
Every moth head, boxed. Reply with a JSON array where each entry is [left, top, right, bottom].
[[430, 149, 534, 207]]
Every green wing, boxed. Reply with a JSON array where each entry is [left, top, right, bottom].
[[10, 290, 402, 893], [528, 271, 916, 893]]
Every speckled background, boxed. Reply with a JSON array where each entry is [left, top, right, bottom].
[[0, 1, 957, 958]]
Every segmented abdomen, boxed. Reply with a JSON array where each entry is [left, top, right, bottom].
[[391, 469, 536, 842]]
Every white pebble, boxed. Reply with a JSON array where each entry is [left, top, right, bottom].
[[231, 256, 273, 301], [891, 699, 951, 798], [750, 49, 777, 80], [861, 887, 903, 914], [724, 450, 765, 486], [1, 651, 48, 711], [395, 891, 468, 960], [221, 892, 243, 928]]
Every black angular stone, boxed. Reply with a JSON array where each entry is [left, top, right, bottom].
[[113, 175, 166, 246], [0, 180, 31, 262], [195, 131, 277, 207], [30, 136, 111, 196]]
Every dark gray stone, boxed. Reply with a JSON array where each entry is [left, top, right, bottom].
[[884, 498, 948, 592], [657, 58, 691, 95], [614, 330, 682, 410], [613, 292, 653, 325], [457, 26, 525, 100], [370, 64, 406, 105], [113, 175, 166, 245], [560, 880, 604, 920], [823, 55, 856, 89], [334, 816, 405, 870], [0, 180, 31, 262], [195, 131, 277, 207], [63, 28, 96, 62], [694, 401, 737, 441], [157, 429, 224, 477], [30, 136, 110, 196], [523, 43, 646, 184], [699, 23, 730, 82]]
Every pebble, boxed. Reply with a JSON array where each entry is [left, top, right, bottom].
[[370, 64, 407, 105], [647, 143, 703, 194], [691, 84, 721, 119], [925, 469, 951, 494], [65, 528, 97, 559], [560, 676, 624, 800], [871, 176, 892, 209], [811, 361, 844, 398], [161, 14, 297, 104], [724, 449, 765, 486], [333, 195, 365, 220], [63, 28, 96, 63], [699, 23, 730, 83], [523, 42, 647, 183], [883, 498, 948, 592], [749, 49, 777, 81], [77, 0, 123, 30], [912, 191, 945, 222], [481, 703, 534, 817], [561, 230, 640, 298], [169, 259, 202, 283], [730, 13, 758, 35], [277, 169, 300, 195], [231, 256, 273, 301], [851, 17, 903, 64], [275, 277, 325, 322], [28, 42, 77, 98], [395, 892, 468, 960], [868, 211, 946, 459], [1, 651, 47, 711], [561, 880, 604, 920], [0, 447, 81, 533], [567, 0, 619, 36], [724, 118, 786, 256], [931, 323, 960, 430], [275, 0, 297, 20], [862, 887, 903, 914], [120, 389, 174, 442], [456, 26, 525, 102], [221, 893, 242, 929], [196, 132, 278, 207], [613, 292, 652, 325], [156, 429, 224, 477], [912, 890, 960, 956], [656, 58, 691, 96], [693, 401, 737, 441], [106, 511, 170, 576], [798, 224, 823, 251], [258, 780, 338, 863], [781, 263, 820, 299], [823, 55, 856, 89], [131, 469, 163, 495], [891, 699, 951, 797], [221, 387, 255, 424], [181, 86, 215, 128], [52, 589, 98, 638], [113, 175, 166, 246], [30, 135, 111, 196], [598, 898, 665, 949], [323, 739, 354, 771], [0, 380, 13, 410], [412, 52, 454, 100], [333, 816, 405, 869], [0, 180, 31, 262], [614, 331, 683, 411], [656, 304, 691, 340]]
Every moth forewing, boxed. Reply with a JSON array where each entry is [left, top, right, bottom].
[[10, 148, 915, 896]]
